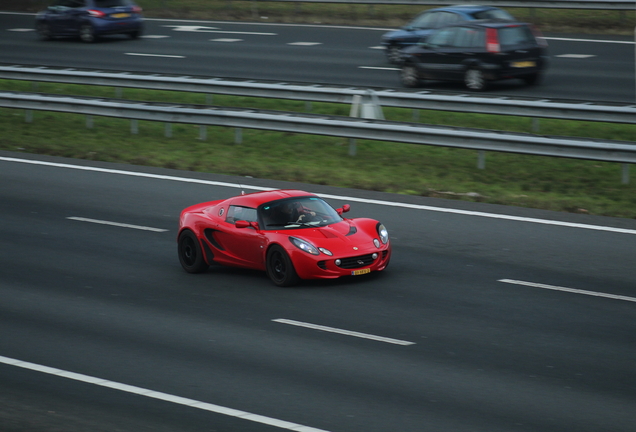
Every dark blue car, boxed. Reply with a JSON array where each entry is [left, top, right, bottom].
[[35, 0, 144, 43], [381, 5, 514, 63]]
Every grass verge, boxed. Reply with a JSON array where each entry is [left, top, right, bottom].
[[1, 79, 635, 218]]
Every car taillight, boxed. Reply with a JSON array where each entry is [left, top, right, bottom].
[[486, 28, 500, 53], [132, 5, 142, 13], [530, 24, 548, 48], [87, 9, 106, 18]]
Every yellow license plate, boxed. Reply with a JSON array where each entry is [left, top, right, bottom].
[[351, 268, 371, 276], [111, 13, 130, 18], [512, 61, 536, 68]]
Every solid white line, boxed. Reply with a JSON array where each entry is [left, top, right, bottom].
[[359, 66, 399, 71], [288, 42, 322, 46], [544, 36, 634, 45], [555, 54, 596, 58], [3, 157, 636, 236], [67, 217, 168, 232], [125, 53, 185, 58], [273, 319, 415, 346], [0, 355, 330, 432], [498, 279, 636, 303]]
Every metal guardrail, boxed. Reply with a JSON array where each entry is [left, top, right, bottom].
[[258, 0, 635, 9], [1, 65, 635, 124], [1, 91, 635, 166]]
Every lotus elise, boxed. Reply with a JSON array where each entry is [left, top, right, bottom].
[[177, 189, 391, 286]]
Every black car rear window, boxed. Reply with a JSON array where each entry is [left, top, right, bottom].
[[472, 10, 515, 20], [94, 0, 133, 7], [498, 26, 535, 46]]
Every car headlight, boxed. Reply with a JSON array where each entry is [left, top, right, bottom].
[[377, 223, 389, 245], [290, 237, 320, 255]]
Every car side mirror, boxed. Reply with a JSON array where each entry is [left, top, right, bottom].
[[336, 204, 351, 215], [235, 220, 259, 230]]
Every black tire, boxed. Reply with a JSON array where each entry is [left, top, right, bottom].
[[129, 29, 142, 39], [36, 22, 52, 41], [400, 63, 421, 88], [178, 230, 209, 273], [464, 68, 487, 91], [79, 24, 96, 43], [385, 45, 402, 64], [266, 245, 299, 287], [522, 73, 541, 86]]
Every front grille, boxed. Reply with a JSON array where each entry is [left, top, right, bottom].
[[336, 254, 376, 269]]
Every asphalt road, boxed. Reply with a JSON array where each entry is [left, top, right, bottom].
[[0, 12, 634, 102], [1, 151, 635, 432]]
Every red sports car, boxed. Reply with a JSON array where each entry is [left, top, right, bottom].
[[177, 189, 391, 286]]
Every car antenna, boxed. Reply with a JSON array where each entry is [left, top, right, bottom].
[[238, 181, 245, 195]]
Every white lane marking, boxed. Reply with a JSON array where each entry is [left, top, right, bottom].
[[125, 53, 185, 58], [544, 36, 634, 45], [0, 355, 330, 432], [141, 35, 170, 39], [67, 217, 168, 232], [499, 279, 636, 303], [210, 38, 243, 43], [8, 28, 34, 32], [163, 25, 276, 35], [273, 319, 415, 346], [556, 54, 596, 58], [3, 157, 636, 236], [287, 42, 322, 46], [369, 46, 385, 50], [359, 66, 399, 71]]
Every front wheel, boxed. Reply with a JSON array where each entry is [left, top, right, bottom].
[[385, 45, 402, 64], [400, 63, 421, 88], [266, 245, 299, 287], [36, 22, 52, 40], [178, 230, 209, 273], [464, 68, 487, 91], [79, 24, 96, 43]]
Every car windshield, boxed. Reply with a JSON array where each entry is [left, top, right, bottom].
[[259, 197, 343, 230], [472, 9, 514, 20]]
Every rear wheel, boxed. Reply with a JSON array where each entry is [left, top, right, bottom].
[[522, 73, 541, 86], [79, 24, 96, 43], [178, 230, 209, 273], [400, 63, 421, 88], [266, 245, 299, 287], [464, 68, 487, 91]]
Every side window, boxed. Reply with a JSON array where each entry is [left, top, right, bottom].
[[436, 12, 459, 27], [428, 27, 457, 47], [499, 26, 534, 47], [226, 206, 257, 224], [453, 28, 483, 48]]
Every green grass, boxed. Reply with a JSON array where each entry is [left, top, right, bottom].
[[2, 79, 635, 218]]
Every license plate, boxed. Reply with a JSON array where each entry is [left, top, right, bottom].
[[111, 13, 130, 18], [351, 268, 371, 276], [511, 61, 536, 68]]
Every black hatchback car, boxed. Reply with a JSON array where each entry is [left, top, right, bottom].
[[35, 0, 143, 43], [399, 20, 548, 91]]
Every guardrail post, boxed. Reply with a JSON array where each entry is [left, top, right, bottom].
[[412, 109, 419, 121], [206, 94, 213, 105], [25, 110, 33, 123], [86, 115, 93, 129], [199, 125, 207, 140], [131, 119, 138, 134], [115, 88, 122, 98], [349, 138, 357, 156], [532, 118, 540, 133], [477, 150, 486, 169], [235, 127, 242, 144], [165, 123, 172, 138], [622, 164, 630, 184], [305, 101, 312, 112]]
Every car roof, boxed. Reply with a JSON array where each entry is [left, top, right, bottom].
[[429, 4, 503, 13], [446, 19, 531, 29], [228, 189, 317, 208]]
